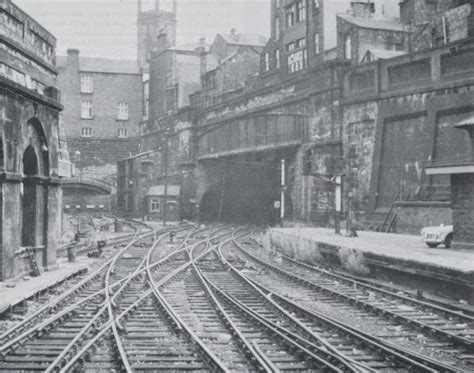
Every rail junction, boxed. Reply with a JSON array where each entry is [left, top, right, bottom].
[[0, 222, 473, 372]]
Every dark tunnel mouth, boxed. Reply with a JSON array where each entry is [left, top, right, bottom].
[[198, 164, 292, 226]]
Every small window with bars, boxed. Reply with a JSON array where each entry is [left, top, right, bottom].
[[117, 128, 128, 138], [81, 127, 92, 137]]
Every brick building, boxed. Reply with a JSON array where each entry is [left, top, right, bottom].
[[0, 0, 71, 279], [148, 38, 208, 119], [117, 0, 474, 236], [56, 50, 142, 212], [117, 27, 266, 221]]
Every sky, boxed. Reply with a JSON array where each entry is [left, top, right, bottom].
[[14, 0, 271, 60], [14, 0, 401, 60]]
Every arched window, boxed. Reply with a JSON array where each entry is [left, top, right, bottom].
[[345, 34, 352, 60], [264, 52, 270, 71], [275, 49, 281, 69]]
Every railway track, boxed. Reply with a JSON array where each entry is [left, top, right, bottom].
[[44, 225, 235, 372], [0, 219, 149, 333], [227, 236, 473, 371], [1, 223, 472, 372], [0, 221, 188, 372]]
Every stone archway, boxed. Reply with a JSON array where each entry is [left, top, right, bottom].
[[22, 145, 38, 247]]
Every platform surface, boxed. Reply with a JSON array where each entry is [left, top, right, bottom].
[[272, 228, 474, 274], [0, 257, 93, 310]]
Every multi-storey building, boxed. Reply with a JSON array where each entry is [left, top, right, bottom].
[[0, 0, 70, 279], [117, 25, 267, 221], [56, 49, 142, 212]]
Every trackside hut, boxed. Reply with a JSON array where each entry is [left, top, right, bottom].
[[146, 185, 180, 221]]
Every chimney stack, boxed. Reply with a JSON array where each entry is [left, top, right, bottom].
[[157, 31, 168, 54], [350, 1, 374, 17]]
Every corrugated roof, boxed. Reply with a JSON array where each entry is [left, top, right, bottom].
[[56, 56, 141, 75], [147, 185, 181, 197], [338, 14, 406, 32], [219, 33, 267, 47]]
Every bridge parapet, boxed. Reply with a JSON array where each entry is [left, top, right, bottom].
[[197, 113, 309, 159], [62, 177, 112, 195]]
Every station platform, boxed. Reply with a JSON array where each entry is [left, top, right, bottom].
[[269, 227, 474, 303], [0, 257, 93, 313]]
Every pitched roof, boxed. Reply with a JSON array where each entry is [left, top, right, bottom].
[[147, 185, 181, 197], [338, 14, 407, 32], [218, 33, 267, 47], [56, 56, 141, 75], [167, 42, 210, 53]]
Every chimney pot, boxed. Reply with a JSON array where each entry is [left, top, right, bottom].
[[67, 48, 80, 55], [230, 28, 237, 35], [350, 1, 374, 17]]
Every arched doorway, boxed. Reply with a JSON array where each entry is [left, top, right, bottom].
[[22, 145, 38, 247]]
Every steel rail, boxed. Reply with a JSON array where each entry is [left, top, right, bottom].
[[237, 238, 474, 351], [209, 239, 362, 373], [47, 226, 194, 372], [0, 227, 155, 350], [249, 277, 464, 373], [191, 244, 290, 372], [200, 266, 347, 373], [145, 229, 234, 372], [260, 240, 474, 324], [59, 226, 234, 372], [3, 226, 188, 360], [188, 232, 274, 372], [233, 238, 467, 372]]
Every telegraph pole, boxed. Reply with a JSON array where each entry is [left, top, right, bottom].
[[163, 137, 168, 227], [280, 159, 285, 224]]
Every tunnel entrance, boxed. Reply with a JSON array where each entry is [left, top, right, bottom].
[[199, 150, 295, 225]]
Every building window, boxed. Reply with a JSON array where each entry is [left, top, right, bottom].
[[313, 0, 320, 14], [143, 81, 149, 119], [117, 102, 129, 120], [287, 42, 295, 51], [275, 16, 280, 39], [345, 34, 352, 60], [286, 4, 296, 27], [314, 33, 320, 54], [150, 198, 160, 212], [81, 127, 92, 137], [81, 100, 93, 119], [296, 0, 306, 23], [80, 74, 93, 93], [275, 49, 281, 69], [296, 38, 306, 48], [288, 49, 307, 73], [264, 52, 270, 71], [117, 128, 128, 138]]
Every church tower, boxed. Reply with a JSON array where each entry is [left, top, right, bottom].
[[137, 0, 177, 70]]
